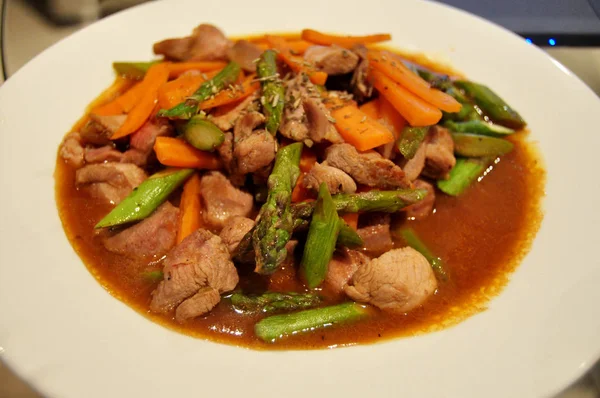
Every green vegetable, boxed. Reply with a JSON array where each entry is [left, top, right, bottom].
[[112, 61, 158, 80], [445, 120, 514, 136], [257, 50, 284, 135], [337, 221, 364, 248], [183, 116, 225, 151], [452, 133, 514, 157], [399, 228, 447, 281], [252, 142, 303, 274], [301, 183, 342, 288], [443, 86, 482, 122], [255, 302, 369, 342], [158, 61, 241, 119], [437, 158, 486, 196], [95, 168, 194, 228], [397, 126, 428, 159], [142, 270, 164, 283], [231, 292, 321, 313], [454, 81, 526, 129]]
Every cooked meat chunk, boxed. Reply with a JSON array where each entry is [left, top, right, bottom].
[[123, 119, 173, 166], [200, 171, 253, 229], [325, 143, 411, 188], [219, 216, 254, 253], [234, 131, 276, 175], [218, 131, 234, 171], [304, 45, 359, 75], [280, 75, 343, 144], [350, 44, 373, 101], [303, 162, 357, 194], [150, 229, 238, 316], [75, 163, 146, 204], [153, 24, 231, 61], [175, 287, 221, 322], [59, 132, 85, 168], [103, 202, 179, 257], [84, 146, 123, 164], [422, 126, 456, 180], [79, 114, 126, 146], [233, 111, 265, 140], [401, 141, 427, 181], [227, 40, 262, 72], [405, 179, 435, 220], [325, 249, 370, 295], [210, 92, 259, 131], [357, 214, 394, 256], [345, 247, 437, 313]]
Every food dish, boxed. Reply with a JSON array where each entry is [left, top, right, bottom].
[[1, 0, 600, 396], [55, 23, 543, 348]]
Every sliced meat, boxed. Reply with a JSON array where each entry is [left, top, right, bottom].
[[350, 44, 373, 101], [79, 114, 126, 146], [217, 132, 234, 173], [303, 162, 357, 194], [150, 229, 238, 317], [85, 145, 123, 164], [124, 119, 173, 166], [200, 171, 253, 229], [210, 92, 258, 131], [219, 216, 254, 253], [175, 287, 221, 323], [405, 179, 435, 220], [103, 202, 179, 257], [75, 162, 146, 205], [344, 247, 437, 313], [59, 132, 85, 168], [325, 143, 411, 188], [325, 249, 370, 295], [153, 24, 231, 61], [304, 96, 343, 143], [234, 131, 276, 175], [422, 126, 456, 180], [304, 45, 359, 75], [357, 214, 394, 256], [227, 40, 262, 72], [401, 141, 427, 181], [233, 111, 265, 140]]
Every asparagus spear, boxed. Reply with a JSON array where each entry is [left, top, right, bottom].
[[95, 168, 193, 228], [158, 61, 241, 119], [399, 228, 447, 281], [301, 183, 341, 288], [452, 133, 514, 157], [231, 292, 321, 313], [252, 142, 303, 274], [437, 158, 486, 196], [454, 81, 526, 129], [444, 120, 514, 136], [397, 126, 428, 159], [112, 61, 158, 80], [184, 116, 225, 151], [337, 221, 364, 248], [257, 50, 284, 135], [142, 270, 164, 283], [255, 302, 369, 342]]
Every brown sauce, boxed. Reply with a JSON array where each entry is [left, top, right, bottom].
[[54, 49, 545, 350]]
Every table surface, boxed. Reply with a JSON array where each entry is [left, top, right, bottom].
[[0, 1, 599, 397]]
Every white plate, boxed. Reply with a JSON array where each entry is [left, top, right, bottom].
[[1, 0, 599, 397]]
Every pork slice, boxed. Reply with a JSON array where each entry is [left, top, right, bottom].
[[227, 40, 262, 72], [75, 162, 146, 205], [84, 146, 124, 164], [344, 247, 437, 313], [304, 96, 343, 143], [304, 45, 359, 75], [325, 143, 411, 188], [233, 111, 265, 140], [303, 162, 357, 194], [280, 76, 310, 141], [219, 216, 254, 253], [80, 114, 126, 146], [325, 249, 370, 295], [59, 132, 85, 168], [422, 126, 456, 180], [405, 179, 435, 220], [130, 118, 173, 154], [234, 130, 276, 175], [150, 229, 238, 315], [350, 44, 373, 101], [357, 214, 394, 256], [103, 202, 179, 258], [153, 24, 231, 61], [210, 92, 258, 131], [175, 287, 221, 322], [217, 132, 235, 173], [200, 171, 253, 229], [401, 141, 427, 181]]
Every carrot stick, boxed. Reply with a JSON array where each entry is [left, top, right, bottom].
[[370, 68, 442, 127], [265, 35, 327, 85], [112, 63, 170, 139], [198, 75, 260, 110], [379, 96, 407, 138], [358, 99, 381, 120], [154, 137, 222, 169], [330, 103, 395, 151], [287, 40, 313, 55], [341, 213, 359, 230], [157, 73, 206, 110], [291, 174, 316, 203], [367, 50, 461, 113], [177, 173, 202, 243], [301, 29, 391, 49], [92, 80, 147, 116], [167, 61, 227, 78], [299, 147, 317, 173]]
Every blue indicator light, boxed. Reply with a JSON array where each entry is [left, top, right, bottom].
[[548, 38, 556, 46], [525, 38, 532, 44]]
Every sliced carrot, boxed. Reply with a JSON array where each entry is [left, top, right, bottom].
[[299, 147, 317, 173], [167, 61, 227, 78], [157, 73, 206, 110], [370, 68, 442, 127], [301, 29, 391, 49], [265, 35, 327, 85], [154, 137, 222, 169], [291, 174, 316, 203], [112, 63, 170, 139], [287, 40, 313, 55], [341, 213, 359, 230], [92, 80, 148, 116], [330, 103, 395, 151], [177, 173, 202, 243], [368, 50, 461, 113], [198, 75, 260, 110], [359, 99, 381, 120], [378, 96, 407, 138]]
